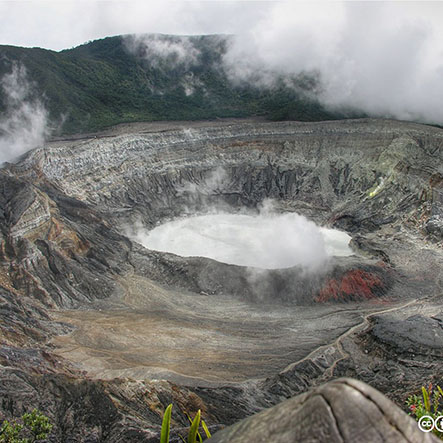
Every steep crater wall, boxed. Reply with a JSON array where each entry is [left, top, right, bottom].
[[19, 119, 442, 229], [3, 119, 441, 308]]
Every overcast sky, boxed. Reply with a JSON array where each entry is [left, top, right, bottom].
[[1, 2, 439, 52], [0, 1, 275, 50], [1, 1, 443, 125]]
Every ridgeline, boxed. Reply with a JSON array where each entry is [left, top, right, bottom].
[[0, 34, 355, 135]]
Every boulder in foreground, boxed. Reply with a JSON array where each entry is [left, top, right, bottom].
[[208, 378, 439, 443]]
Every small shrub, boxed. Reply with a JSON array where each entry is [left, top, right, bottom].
[[0, 409, 52, 443], [22, 409, 52, 442], [0, 420, 23, 443]]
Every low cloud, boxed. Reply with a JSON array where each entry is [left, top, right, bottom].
[[0, 63, 50, 164], [122, 2, 443, 125], [125, 34, 200, 68], [222, 2, 443, 124]]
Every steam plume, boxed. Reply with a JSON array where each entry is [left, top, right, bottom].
[[0, 64, 50, 164], [132, 207, 352, 271]]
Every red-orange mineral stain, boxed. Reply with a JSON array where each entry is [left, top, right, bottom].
[[315, 269, 384, 302]]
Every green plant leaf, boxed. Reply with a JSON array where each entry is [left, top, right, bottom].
[[187, 410, 201, 443], [160, 404, 173, 443], [201, 419, 212, 439], [422, 386, 431, 412], [185, 413, 204, 442]]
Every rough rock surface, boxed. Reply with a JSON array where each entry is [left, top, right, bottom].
[[208, 378, 440, 443], [1, 118, 442, 440]]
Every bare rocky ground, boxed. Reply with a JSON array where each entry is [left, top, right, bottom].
[[0, 118, 442, 441]]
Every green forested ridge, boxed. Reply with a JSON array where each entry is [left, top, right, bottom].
[[0, 35, 356, 135]]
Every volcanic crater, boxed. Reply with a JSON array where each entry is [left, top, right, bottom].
[[1, 118, 442, 440]]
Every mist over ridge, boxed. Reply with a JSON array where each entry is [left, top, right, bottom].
[[2, 1, 443, 148], [222, 2, 443, 124]]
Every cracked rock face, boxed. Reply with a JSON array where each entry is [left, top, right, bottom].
[[207, 378, 440, 443], [1, 118, 442, 441]]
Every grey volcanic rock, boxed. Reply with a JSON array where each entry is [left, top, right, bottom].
[[25, 120, 443, 228], [0, 119, 442, 441], [208, 378, 439, 443], [371, 313, 443, 358], [426, 215, 443, 239]]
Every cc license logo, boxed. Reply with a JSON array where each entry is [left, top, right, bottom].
[[418, 415, 443, 433]]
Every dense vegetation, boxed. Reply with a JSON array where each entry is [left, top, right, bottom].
[[0, 35, 357, 135]]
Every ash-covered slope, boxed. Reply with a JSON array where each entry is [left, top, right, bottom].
[[0, 119, 442, 441]]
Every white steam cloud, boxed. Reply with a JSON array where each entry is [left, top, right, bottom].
[[223, 2, 443, 124], [125, 34, 200, 68], [176, 166, 228, 198], [0, 64, 50, 164], [132, 208, 352, 271]]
